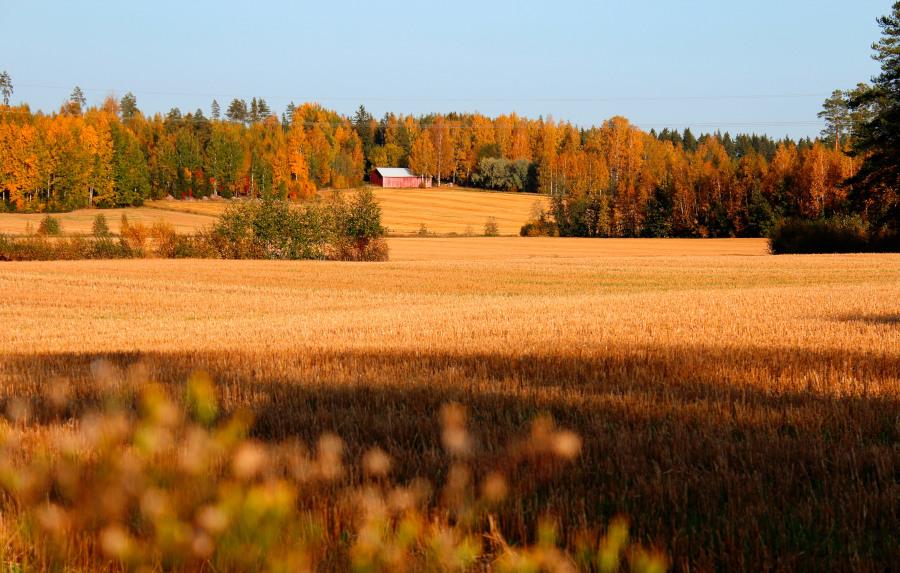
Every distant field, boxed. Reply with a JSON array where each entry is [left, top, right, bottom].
[[145, 187, 547, 236], [0, 241, 897, 570], [361, 187, 547, 235], [0, 188, 547, 237]]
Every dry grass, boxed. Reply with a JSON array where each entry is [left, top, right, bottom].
[[0, 239, 898, 571]]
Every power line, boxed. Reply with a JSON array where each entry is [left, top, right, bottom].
[[12, 83, 831, 104]]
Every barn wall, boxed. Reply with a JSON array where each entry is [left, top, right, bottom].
[[383, 177, 427, 188]]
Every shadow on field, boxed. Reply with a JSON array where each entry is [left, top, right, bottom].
[[838, 313, 900, 326], [1, 345, 898, 572]]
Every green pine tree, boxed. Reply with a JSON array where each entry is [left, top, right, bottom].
[[226, 99, 247, 123], [848, 1, 900, 233], [120, 92, 138, 121], [109, 123, 151, 207], [0, 71, 13, 106]]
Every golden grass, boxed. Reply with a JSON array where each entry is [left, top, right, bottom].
[[0, 239, 898, 571]]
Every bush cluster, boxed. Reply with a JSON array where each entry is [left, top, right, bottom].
[[0, 191, 390, 263], [205, 190, 388, 261], [520, 214, 560, 237], [483, 217, 500, 237], [769, 218, 899, 254], [36, 215, 62, 236]]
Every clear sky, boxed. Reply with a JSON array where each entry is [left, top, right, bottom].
[[0, 0, 888, 139]]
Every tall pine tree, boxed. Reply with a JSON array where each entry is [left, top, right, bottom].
[[0, 71, 12, 106], [120, 92, 138, 121], [848, 1, 900, 232]]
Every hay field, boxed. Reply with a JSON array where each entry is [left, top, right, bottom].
[[142, 187, 547, 236], [360, 188, 547, 235], [0, 240, 898, 571]]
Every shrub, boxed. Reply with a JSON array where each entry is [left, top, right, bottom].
[[88, 236, 130, 259], [484, 216, 500, 237], [151, 221, 198, 258], [417, 223, 430, 237], [336, 188, 385, 241], [520, 213, 560, 237], [326, 190, 389, 260], [769, 218, 869, 254], [92, 213, 110, 237], [0, 234, 132, 261], [121, 221, 150, 254], [330, 237, 390, 262], [205, 199, 334, 260], [37, 215, 62, 236], [0, 369, 665, 571]]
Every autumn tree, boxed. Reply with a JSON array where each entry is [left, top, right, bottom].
[[408, 132, 436, 182]]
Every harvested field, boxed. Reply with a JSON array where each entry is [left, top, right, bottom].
[[142, 188, 547, 236], [0, 239, 897, 570], [0, 189, 546, 238]]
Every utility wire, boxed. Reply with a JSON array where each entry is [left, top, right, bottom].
[[12, 83, 831, 104]]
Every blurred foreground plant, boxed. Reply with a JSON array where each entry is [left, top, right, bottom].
[[0, 367, 665, 572]]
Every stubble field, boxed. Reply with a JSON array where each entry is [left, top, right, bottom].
[[0, 238, 897, 571]]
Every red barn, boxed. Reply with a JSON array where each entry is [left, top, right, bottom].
[[370, 167, 431, 188]]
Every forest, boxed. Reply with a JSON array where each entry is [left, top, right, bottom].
[[0, 79, 893, 240]]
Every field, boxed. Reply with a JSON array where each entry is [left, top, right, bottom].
[[0, 188, 545, 238], [0, 238, 897, 571], [0, 206, 216, 236]]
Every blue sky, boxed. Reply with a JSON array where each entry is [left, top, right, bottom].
[[0, 0, 888, 138]]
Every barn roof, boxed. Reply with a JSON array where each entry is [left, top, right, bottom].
[[374, 167, 418, 178]]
